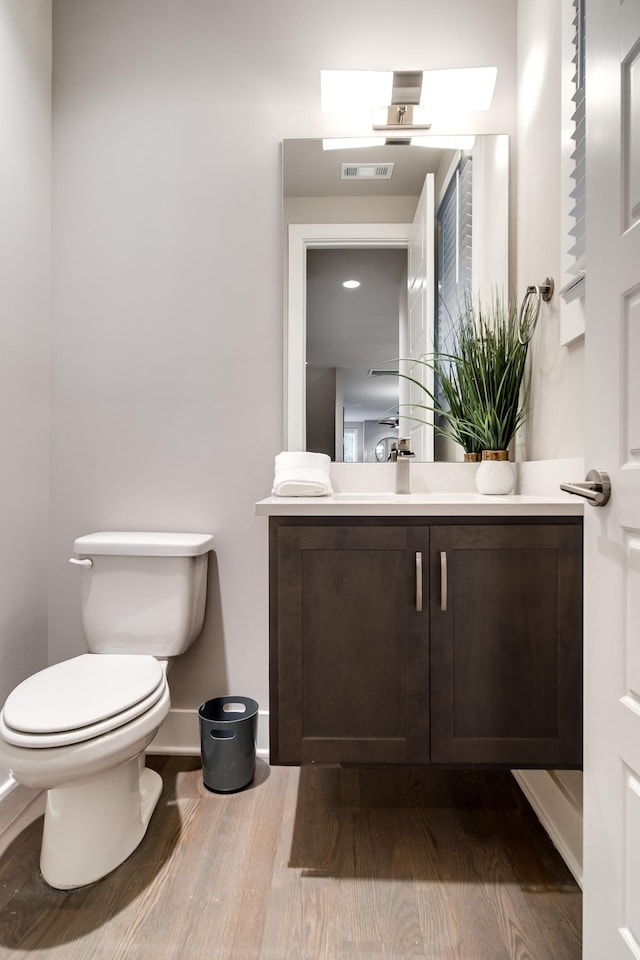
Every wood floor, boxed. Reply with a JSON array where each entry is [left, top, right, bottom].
[[0, 757, 581, 959]]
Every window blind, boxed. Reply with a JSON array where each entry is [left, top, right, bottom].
[[562, 0, 586, 303], [436, 155, 473, 349], [436, 154, 473, 402]]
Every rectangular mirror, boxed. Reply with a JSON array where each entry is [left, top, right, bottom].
[[283, 135, 509, 462]]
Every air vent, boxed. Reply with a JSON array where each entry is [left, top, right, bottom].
[[341, 162, 395, 180]]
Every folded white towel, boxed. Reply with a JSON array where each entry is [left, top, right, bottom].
[[272, 451, 333, 497]]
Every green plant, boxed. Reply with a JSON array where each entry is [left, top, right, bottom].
[[385, 293, 532, 456]]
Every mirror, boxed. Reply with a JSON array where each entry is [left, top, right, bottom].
[[283, 135, 509, 462]]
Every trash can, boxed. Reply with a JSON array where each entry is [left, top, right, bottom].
[[198, 696, 259, 793]]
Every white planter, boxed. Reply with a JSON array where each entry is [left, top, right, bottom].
[[475, 452, 516, 495]]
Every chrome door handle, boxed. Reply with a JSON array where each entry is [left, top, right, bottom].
[[416, 552, 423, 612], [560, 469, 611, 506], [440, 551, 447, 611]]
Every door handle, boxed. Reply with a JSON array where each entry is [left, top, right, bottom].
[[416, 552, 423, 612], [560, 469, 611, 507], [440, 551, 447, 611]]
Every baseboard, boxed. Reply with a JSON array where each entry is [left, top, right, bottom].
[[0, 770, 16, 802], [147, 707, 270, 760], [512, 769, 583, 887]]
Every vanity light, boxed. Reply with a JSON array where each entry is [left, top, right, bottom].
[[321, 67, 497, 131], [410, 135, 476, 150], [343, 280, 360, 289], [420, 67, 497, 113], [320, 70, 393, 112], [322, 135, 475, 151], [322, 137, 387, 150], [372, 104, 432, 131]]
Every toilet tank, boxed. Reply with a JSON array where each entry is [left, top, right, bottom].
[[72, 532, 214, 657]]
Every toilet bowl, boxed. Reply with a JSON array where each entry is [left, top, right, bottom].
[[0, 531, 213, 889]]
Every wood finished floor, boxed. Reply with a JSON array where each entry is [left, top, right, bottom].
[[0, 758, 581, 960]]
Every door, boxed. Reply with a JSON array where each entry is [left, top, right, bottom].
[[583, 1, 640, 956], [429, 523, 582, 767], [270, 521, 430, 765], [404, 173, 435, 461]]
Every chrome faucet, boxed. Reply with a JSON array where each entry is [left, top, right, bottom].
[[391, 437, 415, 494]]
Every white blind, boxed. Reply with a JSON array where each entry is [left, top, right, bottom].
[[436, 154, 473, 353], [562, 0, 586, 303], [436, 154, 473, 402]]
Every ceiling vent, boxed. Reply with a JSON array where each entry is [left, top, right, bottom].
[[341, 162, 395, 180]]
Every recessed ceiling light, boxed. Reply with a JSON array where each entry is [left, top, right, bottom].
[[343, 280, 360, 289]]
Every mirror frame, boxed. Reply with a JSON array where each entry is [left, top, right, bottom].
[[286, 221, 411, 452]]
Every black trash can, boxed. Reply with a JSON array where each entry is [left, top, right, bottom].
[[198, 696, 258, 793]]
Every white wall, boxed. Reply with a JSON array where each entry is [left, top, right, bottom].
[[516, 0, 585, 460], [472, 134, 510, 301], [0, 0, 51, 739], [285, 196, 419, 226], [49, 0, 517, 744], [515, 0, 585, 883]]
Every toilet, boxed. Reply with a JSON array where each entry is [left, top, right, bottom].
[[0, 531, 213, 890]]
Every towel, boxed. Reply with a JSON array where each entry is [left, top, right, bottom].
[[272, 451, 333, 497]]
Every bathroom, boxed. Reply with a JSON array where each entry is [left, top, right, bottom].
[[2, 0, 634, 956]]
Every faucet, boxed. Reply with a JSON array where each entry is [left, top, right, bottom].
[[391, 437, 415, 494]]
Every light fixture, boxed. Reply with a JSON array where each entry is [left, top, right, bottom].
[[321, 67, 497, 132], [420, 67, 497, 112], [322, 137, 386, 151], [410, 135, 476, 150], [343, 280, 360, 289], [372, 104, 432, 131], [322, 135, 475, 151], [320, 70, 393, 112], [374, 72, 432, 130]]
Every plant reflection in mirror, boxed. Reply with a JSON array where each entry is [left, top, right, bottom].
[[379, 293, 534, 458]]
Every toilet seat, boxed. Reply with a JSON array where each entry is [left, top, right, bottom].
[[0, 654, 166, 749]]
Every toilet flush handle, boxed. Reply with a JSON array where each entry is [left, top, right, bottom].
[[68, 557, 93, 569]]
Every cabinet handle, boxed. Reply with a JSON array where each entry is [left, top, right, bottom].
[[440, 551, 448, 611], [416, 552, 423, 611]]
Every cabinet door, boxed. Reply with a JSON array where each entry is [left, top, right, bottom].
[[271, 522, 430, 765], [429, 523, 583, 767]]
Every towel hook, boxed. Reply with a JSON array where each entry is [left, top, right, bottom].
[[517, 276, 554, 344]]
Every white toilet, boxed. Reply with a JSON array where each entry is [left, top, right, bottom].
[[0, 531, 213, 890]]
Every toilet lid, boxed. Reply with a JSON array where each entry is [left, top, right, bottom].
[[0, 654, 166, 748]]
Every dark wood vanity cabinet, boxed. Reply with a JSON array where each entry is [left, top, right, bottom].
[[428, 523, 582, 767], [270, 522, 430, 764], [269, 516, 583, 769]]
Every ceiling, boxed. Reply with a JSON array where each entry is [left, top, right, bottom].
[[283, 138, 446, 198]]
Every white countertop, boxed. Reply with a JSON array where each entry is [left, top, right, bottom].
[[255, 492, 584, 517]]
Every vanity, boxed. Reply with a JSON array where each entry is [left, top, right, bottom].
[[274, 133, 583, 772], [256, 494, 583, 770]]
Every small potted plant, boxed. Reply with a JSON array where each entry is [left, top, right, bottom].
[[452, 295, 531, 493], [388, 293, 532, 493]]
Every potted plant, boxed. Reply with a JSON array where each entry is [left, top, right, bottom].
[[389, 293, 532, 493]]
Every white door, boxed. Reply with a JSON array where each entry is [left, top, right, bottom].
[[583, 1, 640, 956], [404, 173, 435, 461]]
